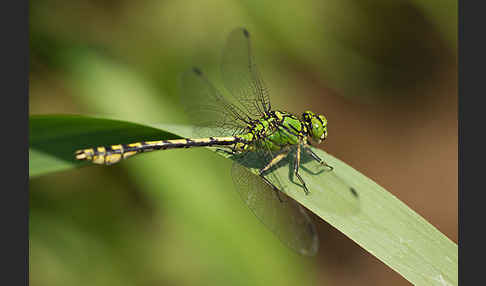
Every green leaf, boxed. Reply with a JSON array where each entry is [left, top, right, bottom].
[[29, 114, 457, 286], [29, 115, 179, 177]]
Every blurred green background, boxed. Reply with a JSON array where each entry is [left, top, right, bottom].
[[29, 0, 457, 285]]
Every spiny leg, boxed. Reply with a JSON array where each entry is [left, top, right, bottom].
[[305, 146, 333, 171], [259, 175, 285, 203], [259, 147, 291, 175], [294, 143, 310, 195], [259, 147, 291, 203]]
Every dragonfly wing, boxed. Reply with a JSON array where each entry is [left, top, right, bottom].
[[231, 157, 319, 256], [180, 67, 248, 137], [221, 28, 271, 118]]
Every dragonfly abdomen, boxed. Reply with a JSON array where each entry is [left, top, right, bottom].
[[75, 137, 244, 165]]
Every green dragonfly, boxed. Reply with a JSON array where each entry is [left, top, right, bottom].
[[75, 28, 333, 255]]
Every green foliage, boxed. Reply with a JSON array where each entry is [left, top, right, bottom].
[[30, 115, 457, 286], [29, 1, 457, 284], [29, 115, 177, 177]]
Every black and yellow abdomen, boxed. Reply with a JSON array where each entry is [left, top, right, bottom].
[[75, 137, 245, 165]]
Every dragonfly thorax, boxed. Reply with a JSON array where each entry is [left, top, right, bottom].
[[232, 111, 305, 152]]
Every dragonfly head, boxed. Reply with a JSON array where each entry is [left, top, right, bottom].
[[302, 111, 328, 144]]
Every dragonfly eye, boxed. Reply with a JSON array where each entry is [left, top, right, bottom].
[[301, 111, 328, 143]]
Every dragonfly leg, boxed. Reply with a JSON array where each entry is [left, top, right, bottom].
[[295, 143, 310, 195], [258, 147, 291, 203], [305, 147, 333, 171], [259, 147, 291, 175], [259, 175, 285, 203]]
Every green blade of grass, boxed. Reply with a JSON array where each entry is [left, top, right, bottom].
[[29, 115, 179, 177], [29, 115, 457, 286], [158, 123, 458, 286]]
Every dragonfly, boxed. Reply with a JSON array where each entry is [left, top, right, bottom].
[[75, 27, 333, 255]]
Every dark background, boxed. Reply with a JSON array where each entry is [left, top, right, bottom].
[[29, 0, 457, 285]]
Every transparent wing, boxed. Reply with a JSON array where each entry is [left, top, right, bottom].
[[231, 152, 319, 256], [221, 28, 271, 118], [180, 67, 249, 137]]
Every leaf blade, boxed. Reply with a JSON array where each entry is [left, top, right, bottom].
[[29, 115, 179, 177], [29, 115, 458, 285], [159, 123, 458, 286]]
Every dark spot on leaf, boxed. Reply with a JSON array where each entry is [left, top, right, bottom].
[[242, 28, 250, 38], [349, 187, 359, 198], [193, 67, 202, 75]]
